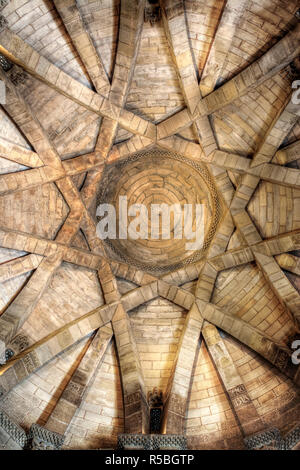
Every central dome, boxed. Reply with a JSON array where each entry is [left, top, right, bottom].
[[96, 149, 221, 272]]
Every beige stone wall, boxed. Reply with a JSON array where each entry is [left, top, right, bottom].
[[0, 109, 29, 147], [186, 332, 300, 449], [212, 71, 292, 156], [19, 262, 104, 344], [225, 335, 300, 434], [63, 341, 124, 450], [99, 153, 216, 271], [2, 0, 90, 86], [0, 338, 90, 431], [0, 183, 69, 239], [77, 0, 120, 81], [17, 75, 102, 159], [0, 338, 123, 450], [212, 264, 294, 343], [125, 21, 184, 123], [185, 0, 226, 76], [201, 0, 298, 90], [286, 121, 300, 148], [0, 263, 32, 312], [0, 0, 299, 451]]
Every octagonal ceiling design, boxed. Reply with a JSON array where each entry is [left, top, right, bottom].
[[0, 0, 299, 451]]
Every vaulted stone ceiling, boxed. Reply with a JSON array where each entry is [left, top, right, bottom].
[[0, 0, 299, 451]]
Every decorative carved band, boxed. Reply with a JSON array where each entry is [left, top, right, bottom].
[[148, 388, 164, 433], [117, 434, 187, 450], [228, 384, 252, 409], [8, 333, 30, 356]]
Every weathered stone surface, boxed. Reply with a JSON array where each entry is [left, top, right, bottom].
[[163, 302, 203, 434], [202, 322, 264, 436], [27, 423, 64, 450], [0, 303, 117, 396], [0, 1, 299, 452], [118, 433, 187, 450], [273, 140, 300, 165], [200, 0, 248, 97], [254, 251, 300, 325], [45, 324, 113, 435], [198, 301, 298, 382], [200, 23, 300, 115], [53, 0, 110, 97], [251, 95, 300, 168], [245, 425, 300, 450], [0, 409, 26, 450], [112, 303, 149, 433]]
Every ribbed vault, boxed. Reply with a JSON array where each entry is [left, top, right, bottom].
[[0, 0, 299, 450]]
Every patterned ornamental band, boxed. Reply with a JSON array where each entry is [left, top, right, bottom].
[[244, 426, 300, 450], [117, 434, 187, 450]]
